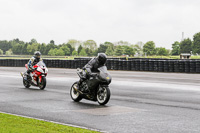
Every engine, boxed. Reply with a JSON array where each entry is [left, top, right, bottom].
[[81, 81, 88, 92]]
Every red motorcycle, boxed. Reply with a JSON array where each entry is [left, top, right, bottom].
[[21, 61, 48, 90]]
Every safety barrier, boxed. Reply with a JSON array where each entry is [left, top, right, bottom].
[[0, 58, 200, 73]]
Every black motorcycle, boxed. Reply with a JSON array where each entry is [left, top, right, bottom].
[[70, 66, 112, 105]]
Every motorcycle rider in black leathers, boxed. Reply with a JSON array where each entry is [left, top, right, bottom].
[[77, 53, 107, 92], [25, 51, 42, 81]]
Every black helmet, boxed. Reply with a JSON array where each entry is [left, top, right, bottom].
[[34, 51, 41, 59], [97, 53, 107, 65]]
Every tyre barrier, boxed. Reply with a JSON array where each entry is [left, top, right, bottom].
[[153, 60, 158, 72], [179, 60, 185, 73], [174, 60, 179, 72], [149, 60, 154, 71], [1, 58, 200, 73], [196, 61, 200, 73], [169, 60, 174, 72], [164, 60, 169, 72], [158, 60, 164, 72], [135, 59, 141, 71]]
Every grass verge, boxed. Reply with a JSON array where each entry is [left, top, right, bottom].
[[0, 113, 99, 133]]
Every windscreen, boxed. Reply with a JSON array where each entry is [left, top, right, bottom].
[[98, 66, 111, 83], [98, 66, 108, 74], [37, 61, 46, 67]]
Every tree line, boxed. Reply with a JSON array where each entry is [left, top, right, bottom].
[[171, 32, 200, 55], [0, 39, 139, 56], [0, 32, 199, 56]]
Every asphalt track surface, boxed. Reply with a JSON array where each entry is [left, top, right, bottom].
[[0, 67, 200, 133]]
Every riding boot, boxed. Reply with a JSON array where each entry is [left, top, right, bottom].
[[25, 70, 32, 82]]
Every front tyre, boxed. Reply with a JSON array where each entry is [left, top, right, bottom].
[[70, 82, 82, 102], [39, 76, 46, 90], [97, 86, 111, 105], [23, 78, 31, 88]]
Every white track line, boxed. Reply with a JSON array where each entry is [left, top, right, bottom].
[[0, 111, 108, 133]]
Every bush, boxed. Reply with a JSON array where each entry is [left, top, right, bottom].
[[0, 49, 3, 55], [72, 50, 78, 56], [5, 49, 13, 55]]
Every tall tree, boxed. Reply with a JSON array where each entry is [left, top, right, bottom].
[[39, 43, 47, 55], [45, 43, 57, 55], [30, 38, 37, 44], [14, 38, 20, 43], [21, 43, 29, 55], [48, 48, 56, 56], [66, 43, 74, 55], [192, 32, 200, 54], [180, 38, 192, 53], [85, 48, 93, 56], [92, 49, 98, 56], [156, 47, 169, 56], [143, 41, 156, 55], [0, 40, 12, 53], [132, 42, 144, 54], [114, 45, 124, 56], [171, 41, 180, 55], [50, 40, 55, 45], [104, 42, 114, 55], [122, 46, 135, 56], [104, 42, 114, 47], [56, 48, 65, 56], [105, 45, 114, 56], [12, 43, 23, 55], [60, 45, 70, 55], [27, 43, 40, 54], [98, 44, 108, 53], [78, 45, 83, 55], [79, 48, 87, 56], [83, 40, 97, 51], [67, 39, 81, 48], [72, 50, 78, 56]]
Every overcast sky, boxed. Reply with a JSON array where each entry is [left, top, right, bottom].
[[0, 0, 200, 49]]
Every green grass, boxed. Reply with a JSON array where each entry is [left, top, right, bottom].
[[0, 113, 99, 133], [190, 56, 200, 59], [135, 56, 180, 59]]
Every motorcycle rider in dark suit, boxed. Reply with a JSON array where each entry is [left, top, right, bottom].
[[77, 53, 107, 92]]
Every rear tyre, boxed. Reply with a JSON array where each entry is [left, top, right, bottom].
[[39, 76, 46, 90], [70, 82, 82, 102], [23, 78, 31, 88], [97, 86, 111, 105]]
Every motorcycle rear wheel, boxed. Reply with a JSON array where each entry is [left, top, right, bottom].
[[97, 86, 111, 105], [70, 82, 82, 102]]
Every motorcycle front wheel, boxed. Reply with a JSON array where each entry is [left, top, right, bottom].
[[97, 86, 111, 105], [70, 82, 82, 102], [39, 76, 46, 90], [23, 77, 31, 88]]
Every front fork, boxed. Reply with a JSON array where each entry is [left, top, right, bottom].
[[39, 74, 45, 83], [99, 84, 109, 90]]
